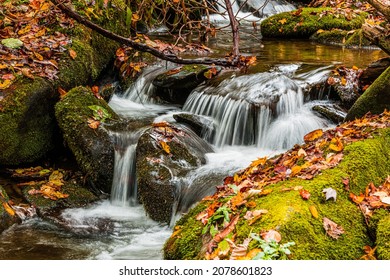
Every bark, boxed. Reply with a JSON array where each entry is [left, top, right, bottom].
[[366, 0, 390, 21], [362, 23, 390, 55], [224, 0, 240, 58], [51, 0, 241, 67]]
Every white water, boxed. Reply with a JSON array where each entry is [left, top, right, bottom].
[[208, 0, 295, 24]]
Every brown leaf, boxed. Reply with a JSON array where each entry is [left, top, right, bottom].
[[21, 68, 34, 79], [323, 217, 344, 239], [261, 229, 282, 243], [342, 177, 350, 191], [211, 215, 240, 246], [69, 48, 77, 59], [228, 237, 251, 260], [87, 118, 100, 129], [58, 87, 67, 99], [300, 189, 311, 200]]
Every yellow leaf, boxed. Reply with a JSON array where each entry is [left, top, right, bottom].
[[352, 65, 359, 71], [0, 79, 12, 89], [0, 64, 8, 70], [243, 248, 262, 260], [2, 202, 15, 216], [132, 13, 140, 21], [316, 29, 325, 34], [34, 52, 44, 61], [249, 157, 267, 168], [329, 137, 343, 152], [21, 68, 34, 79], [69, 49, 77, 59], [278, 18, 287, 24], [160, 141, 171, 154], [309, 205, 319, 219], [291, 165, 302, 176], [341, 77, 347, 86], [304, 129, 323, 143], [18, 24, 31, 35]]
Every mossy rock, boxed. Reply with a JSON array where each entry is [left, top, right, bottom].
[[0, 185, 21, 233], [376, 214, 390, 259], [164, 128, 390, 260], [345, 66, 390, 121], [23, 182, 98, 217], [260, 8, 367, 38], [55, 86, 119, 194], [310, 29, 373, 48], [136, 124, 214, 223]]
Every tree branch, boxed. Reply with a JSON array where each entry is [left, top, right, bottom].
[[224, 0, 240, 58], [362, 23, 390, 55], [366, 0, 390, 22], [51, 0, 240, 67]]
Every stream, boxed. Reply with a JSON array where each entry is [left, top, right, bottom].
[[0, 2, 387, 260]]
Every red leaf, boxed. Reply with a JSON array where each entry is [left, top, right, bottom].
[[300, 189, 311, 200]]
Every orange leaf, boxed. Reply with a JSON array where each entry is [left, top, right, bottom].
[[69, 49, 77, 59], [230, 192, 245, 210], [278, 18, 287, 24], [2, 202, 15, 216], [309, 205, 319, 218], [87, 118, 100, 129], [159, 141, 171, 154], [300, 189, 311, 200], [58, 87, 67, 99], [349, 193, 365, 204], [304, 129, 323, 142], [261, 229, 281, 243], [341, 77, 347, 86]]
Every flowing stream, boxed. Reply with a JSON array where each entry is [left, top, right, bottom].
[[0, 23, 386, 260]]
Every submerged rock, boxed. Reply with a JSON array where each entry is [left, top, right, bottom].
[[55, 86, 119, 194], [136, 123, 213, 223]]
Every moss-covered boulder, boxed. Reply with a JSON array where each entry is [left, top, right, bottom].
[[55, 86, 119, 194], [164, 120, 390, 260], [345, 66, 390, 121], [260, 8, 367, 38], [152, 65, 219, 105], [136, 123, 214, 223], [310, 29, 373, 48], [376, 214, 390, 259], [0, 185, 21, 233]]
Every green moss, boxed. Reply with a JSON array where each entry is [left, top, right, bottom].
[[55, 86, 118, 193], [345, 67, 390, 121], [261, 8, 367, 38], [368, 208, 389, 240], [165, 128, 390, 259], [310, 29, 372, 48], [376, 214, 390, 259]]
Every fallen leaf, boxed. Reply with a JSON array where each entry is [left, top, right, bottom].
[[58, 87, 67, 99], [21, 68, 35, 79], [342, 177, 350, 191], [261, 229, 281, 243], [159, 141, 171, 154], [304, 129, 323, 142], [329, 137, 343, 152], [309, 205, 319, 218], [87, 118, 100, 129], [2, 202, 15, 216], [1, 38, 23, 49], [0, 79, 12, 89], [323, 187, 337, 201], [323, 217, 344, 239], [278, 18, 287, 24], [380, 197, 390, 205], [228, 237, 251, 260], [349, 193, 365, 204], [360, 245, 376, 260], [300, 189, 311, 200], [69, 48, 77, 59]]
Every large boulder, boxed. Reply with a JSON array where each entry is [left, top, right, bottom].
[[345, 66, 390, 121], [261, 8, 366, 38], [136, 122, 214, 223], [164, 115, 390, 260], [55, 86, 119, 194]]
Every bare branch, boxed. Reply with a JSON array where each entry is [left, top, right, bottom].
[[224, 0, 240, 58]]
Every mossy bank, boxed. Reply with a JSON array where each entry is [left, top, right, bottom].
[[164, 125, 390, 260]]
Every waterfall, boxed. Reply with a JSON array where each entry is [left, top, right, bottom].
[[183, 71, 328, 150], [110, 132, 139, 207]]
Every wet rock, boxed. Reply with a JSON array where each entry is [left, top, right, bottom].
[[0, 185, 21, 233], [310, 29, 373, 48], [152, 65, 220, 105], [136, 123, 214, 223], [55, 86, 119, 194], [173, 113, 214, 137], [359, 57, 390, 89], [312, 103, 347, 124]]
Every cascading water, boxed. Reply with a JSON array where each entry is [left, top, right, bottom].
[[183, 71, 328, 149]]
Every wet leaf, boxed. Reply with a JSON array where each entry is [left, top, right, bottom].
[[329, 137, 343, 152], [304, 129, 323, 142], [159, 141, 171, 154], [309, 205, 319, 218], [87, 118, 100, 129], [323, 217, 344, 239], [2, 202, 15, 216], [58, 87, 67, 99], [323, 187, 337, 201], [278, 18, 287, 24]]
